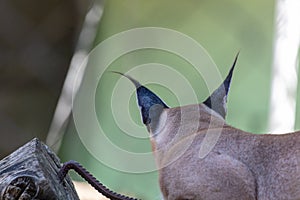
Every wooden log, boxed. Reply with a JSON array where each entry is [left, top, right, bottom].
[[0, 138, 79, 200]]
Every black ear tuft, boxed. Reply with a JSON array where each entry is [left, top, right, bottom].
[[112, 72, 169, 125], [203, 52, 239, 118]]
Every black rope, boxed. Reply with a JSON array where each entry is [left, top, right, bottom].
[[58, 160, 140, 200]]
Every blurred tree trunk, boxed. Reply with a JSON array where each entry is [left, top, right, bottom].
[[46, 0, 104, 152], [268, 0, 300, 133], [0, 0, 93, 158]]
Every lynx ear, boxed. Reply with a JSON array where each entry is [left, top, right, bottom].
[[112, 72, 169, 126], [203, 52, 239, 118]]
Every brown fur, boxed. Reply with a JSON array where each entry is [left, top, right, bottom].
[[148, 103, 300, 200], [118, 56, 299, 199]]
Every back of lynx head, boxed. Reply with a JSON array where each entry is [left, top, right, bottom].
[[114, 52, 300, 200]]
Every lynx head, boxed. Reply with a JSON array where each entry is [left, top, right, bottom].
[[113, 53, 238, 136]]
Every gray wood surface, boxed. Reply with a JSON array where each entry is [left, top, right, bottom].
[[0, 138, 79, 200]]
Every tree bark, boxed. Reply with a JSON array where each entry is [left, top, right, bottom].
[[0, 138, 79, 200]]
